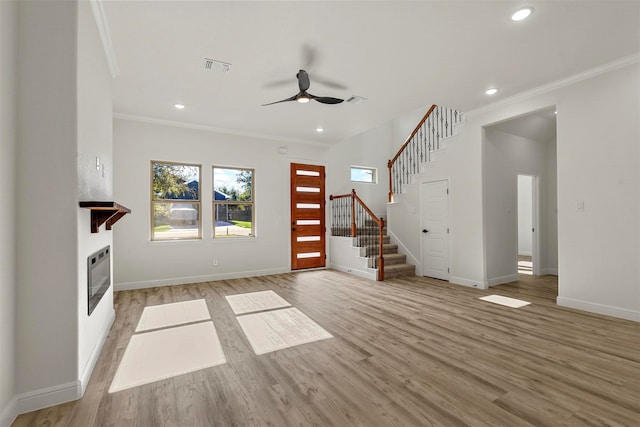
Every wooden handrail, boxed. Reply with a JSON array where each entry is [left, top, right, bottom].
[[387, 104, 437, 202], [352, 192, 382, 227], [389, 104, 436, 166], [329, 189, 385, 280]]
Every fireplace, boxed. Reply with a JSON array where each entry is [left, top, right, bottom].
[[88, 245, 110, 315]]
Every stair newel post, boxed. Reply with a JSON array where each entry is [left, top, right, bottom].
[[350, 189, 357, 238], [387, 160, 393, 202], [377, 217, 384, 281]]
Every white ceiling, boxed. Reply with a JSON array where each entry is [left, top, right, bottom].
[[103, 1, 639, 145]]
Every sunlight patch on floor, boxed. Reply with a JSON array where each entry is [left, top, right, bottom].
[[518, 260, 533, 275], [135, 299, 210, 332], [109, 321, 226, 393], [225, 290, 291, 315], [479, 294, 531, 308], [236, 307, 332, 355]]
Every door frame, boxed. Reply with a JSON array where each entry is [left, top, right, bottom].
[[517, 173, 540, 276], [420, 177, 451, 281]]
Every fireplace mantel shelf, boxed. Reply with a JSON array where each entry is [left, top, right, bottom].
[[79, 201, 131, 233]]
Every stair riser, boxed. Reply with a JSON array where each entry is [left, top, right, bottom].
[[362, 246, 398, 256], [384, 265, 416, 278], [383, 255, 407, 265]]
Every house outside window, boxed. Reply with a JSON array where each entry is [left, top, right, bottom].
[[213, 166, 254, 238], [151, 161, 201, 241]]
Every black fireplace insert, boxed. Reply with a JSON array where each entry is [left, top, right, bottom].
[[88, 246, 110, 315]]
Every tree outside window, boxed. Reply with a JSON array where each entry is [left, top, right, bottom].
[[213, 167, 254, 238], [151, 161, 201, 240]]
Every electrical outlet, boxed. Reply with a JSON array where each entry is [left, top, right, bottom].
[[213, 258, 218, 266]]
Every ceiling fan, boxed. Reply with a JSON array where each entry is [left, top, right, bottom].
[[262, 70, 344, 106]]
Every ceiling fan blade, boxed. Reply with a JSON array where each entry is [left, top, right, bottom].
[[261, 94, 297, 106], [301, 44, 317, 69], [312, 75, 348, 91], [263, 77, 295, 89], [297, 70, 310, 92], [310, 95, 344, 104]]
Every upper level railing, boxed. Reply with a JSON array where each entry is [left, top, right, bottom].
[[387, 104, 462, 202], [329, 189, 385, 281]]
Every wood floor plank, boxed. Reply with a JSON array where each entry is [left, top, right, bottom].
[[14, 271, 640, 426]]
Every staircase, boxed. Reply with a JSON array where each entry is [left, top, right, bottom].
[[388, 104, 464, 202], [329, 190, 415, 281], [329, 104, 463, 282], [358, 220, 415, 279]]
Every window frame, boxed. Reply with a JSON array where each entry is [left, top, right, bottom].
[[212, 166, 255, 239], [150, 160, 202, 241], [350, 165, 378, 184]]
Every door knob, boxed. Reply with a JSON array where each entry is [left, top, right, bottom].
[[422, 229, 429, 233]]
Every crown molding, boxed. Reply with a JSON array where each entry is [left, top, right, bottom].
[[113, 113, 330, 148], [466, 53, 640, 117], [89, 0, 119, 78]]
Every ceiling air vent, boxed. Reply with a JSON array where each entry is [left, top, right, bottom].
[[346, 95, 367, 105], [204, 58, 231, 73]]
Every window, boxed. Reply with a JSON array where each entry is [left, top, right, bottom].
[[213, 167, 254, 238], [151, 161, 201, 241], [351, 166, 377, 183]]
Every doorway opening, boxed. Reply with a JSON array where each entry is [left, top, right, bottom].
[[482, 105, 558, 292], [517, 174, 536, 275]]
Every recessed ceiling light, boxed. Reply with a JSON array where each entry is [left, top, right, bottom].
[[174, 104, 185, 109], [316, 127, 324, 133], [485, 88, 498, 95], [511, 7, 533, 21]]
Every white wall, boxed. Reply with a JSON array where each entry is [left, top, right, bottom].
[[13, 0, 116, 414], [76, 0, 115, 394], [390, 118, 485, 288], [555, 63, 639, 320], [326, 104, 431, 217], [112, 119, 329, 289], [327, 120, 394, 217], [483, 128, 557, 283], [517, 175, 533, 256], [466, 60, 639, 320], [0, 1, 18, 425], [16, 0, 79, 409], [543, 138, 558, 274]]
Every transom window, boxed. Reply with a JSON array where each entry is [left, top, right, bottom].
[[351, 165, 377, 183], [213, 166, 254, 238], [151, 161, 201, 241]]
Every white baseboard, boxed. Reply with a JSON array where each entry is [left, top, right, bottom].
[[541, 268, 558, 275], [0, 396, 17, 427], [114, 267, 289, 291], [488, 274, 519, 286], [518, 251, 532, 256], [79, 309, 115, 395], [17, 381, 80, 415], [557, 297, 640, 322], [450, 276, 487, 289], [330, 264, 377, 281]]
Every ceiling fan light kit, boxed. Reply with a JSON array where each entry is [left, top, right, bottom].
[[262, 70, 344, 106]]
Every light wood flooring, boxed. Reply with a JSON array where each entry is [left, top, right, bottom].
[[14, 271, 640, 426]]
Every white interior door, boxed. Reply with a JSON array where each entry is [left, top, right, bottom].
[[421, 179, 449, 280]]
